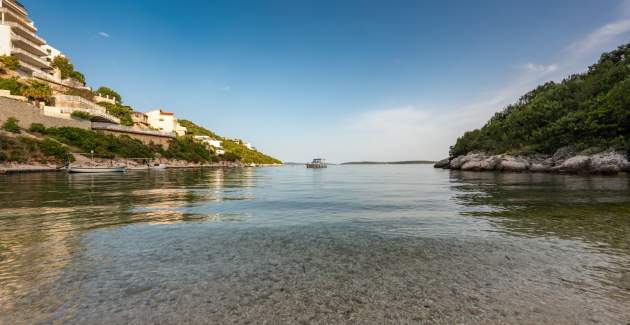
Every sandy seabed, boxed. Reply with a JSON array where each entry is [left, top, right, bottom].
[[3, 222, 629, 325]]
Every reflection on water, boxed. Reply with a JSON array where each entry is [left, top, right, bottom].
[[1, 166, 629, 323]]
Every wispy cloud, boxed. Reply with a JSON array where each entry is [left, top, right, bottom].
[[326, 8, 630, 162], [524, 63, 558, 73], [98, 32, 110, 38], [568, 19, 630, 56], [220, 85, 231, 92]]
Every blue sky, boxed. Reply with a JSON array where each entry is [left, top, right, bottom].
[[23, 0, 630, 162]]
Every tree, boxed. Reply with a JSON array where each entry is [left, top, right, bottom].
[[51, 56, 86, 84], [22, 80, 52, 103], [95, 86, 122, 103]]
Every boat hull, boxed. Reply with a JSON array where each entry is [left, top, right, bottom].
[[67, 167, 127, 173], [306, 164, 327, 168]]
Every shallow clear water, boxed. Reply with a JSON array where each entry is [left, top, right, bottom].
[[1, 166, 629, 324]]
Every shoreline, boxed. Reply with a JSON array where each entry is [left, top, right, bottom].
[[435, 147, 630, 175], [0, 161, 283, 174]]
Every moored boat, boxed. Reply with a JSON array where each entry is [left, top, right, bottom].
[[67, 167, 127, 173], [306, 158, 327, 168]]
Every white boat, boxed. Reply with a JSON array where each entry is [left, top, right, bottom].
[[151, 163, 168, 170], [306, 158, 327, 168], [67, 167, 127, 173]]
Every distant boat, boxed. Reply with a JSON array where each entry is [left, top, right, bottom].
[[306, 158, 327, 168], [67, 167, 127, 173], [151, 163, 168, 170]]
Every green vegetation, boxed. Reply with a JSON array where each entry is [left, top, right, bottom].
[[21, 80, 52, 103], [65, 88, 94, 101], [178, 119, 220, 138], [0, 133, 71, 164], [0, 55, 19, 70], [29, 123, 46, 133], [178, 119, 282, 164], [163, 137, 217, 163], [2, 117, 20, 134], [70, 111, 92, 120], [51, 56, 85, 85], [95, 86, 122, 103], [43, 127, 156, 159], [99, 102, 134, 126], [0, 77, 23, 95], [451, 43, 630, 157]]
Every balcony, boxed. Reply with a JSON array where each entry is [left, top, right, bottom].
[[2, 21, 45, 45], [32, 70, 91, 90], [45, 106, 121, 125], [11, 32, 47, 56], [11, 46, 49, 68], [0, 7, 36, 33], [1, 0, 28, 18]]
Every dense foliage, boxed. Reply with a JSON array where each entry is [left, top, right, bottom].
[[0, 133, 70, 164], [163, 137, 217, 163], [99, 102, 134, 126], [0, 77, 23, 95], [178, 119, 282, 164], [0, 55, 19, 70], [450, 43, 630, 157], [22, 80, 52, 103], [43, 127, 156, 159], [95, 86, 122, 103], [51, 56, 85, 85]]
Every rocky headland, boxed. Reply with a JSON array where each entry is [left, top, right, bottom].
[[435, 147, 630, 175]]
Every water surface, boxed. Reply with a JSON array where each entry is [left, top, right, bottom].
[[1, 166, 629, 324]]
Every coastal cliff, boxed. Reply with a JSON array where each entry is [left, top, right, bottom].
[[436, 43, 630, 174]]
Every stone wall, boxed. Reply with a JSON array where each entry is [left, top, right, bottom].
[[0, 97, 91, 130]]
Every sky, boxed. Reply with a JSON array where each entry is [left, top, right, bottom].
[[21, 0, 630, 162]]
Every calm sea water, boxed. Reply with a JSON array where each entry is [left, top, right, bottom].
[[1, 165, 629, 324]]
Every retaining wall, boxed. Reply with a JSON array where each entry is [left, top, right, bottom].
[[0, 97, 91, 130]]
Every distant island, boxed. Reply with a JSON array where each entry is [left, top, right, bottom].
[[341, 161, 435, 165], [436, 43, 630, 175]]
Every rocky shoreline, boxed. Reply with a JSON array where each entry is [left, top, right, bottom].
[[434, 147, 630, 175], [0, 158, 282, 174]]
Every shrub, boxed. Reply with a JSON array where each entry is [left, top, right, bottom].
[[0, 150, 6, 162], [0, 55, 19, 70], [95, 86, 122, 103], [29, 123, 46, 133], [70, 111, 92, 120], [100, 102, 134, 126], [0, 77, 24, 95], [66, 88, 94, 101], [39, 139, 68, 160], [22, 80, 52, 103], [2, 117, 20, 133]]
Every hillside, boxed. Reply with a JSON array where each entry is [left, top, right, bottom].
[[450, 43, 630, 158], [178, 120, 282, 164]]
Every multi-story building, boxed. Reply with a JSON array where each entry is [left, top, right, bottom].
[[0, 0, 51, 75], [145, 109, 187, 136]]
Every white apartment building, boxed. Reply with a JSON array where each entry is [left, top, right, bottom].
[[193, 136, 223, 148], [145, 109, 187, 136], [0, 0, 51, 75]]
